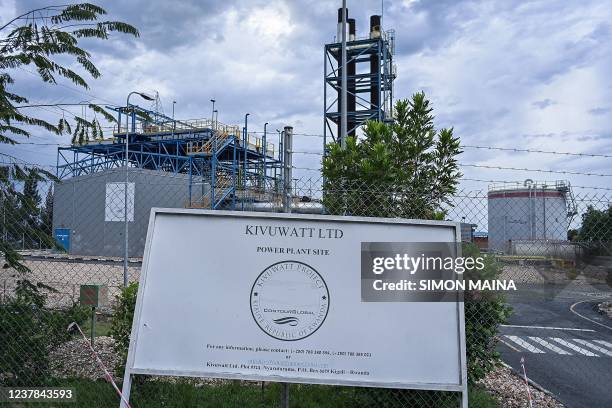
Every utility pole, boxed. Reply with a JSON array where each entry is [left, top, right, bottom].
[[263, 122, 268, 192], [172, 101, 176, 138], [123, 91, 153, 288], [340, 0, 348, 149], [243, 113, 250, 210]]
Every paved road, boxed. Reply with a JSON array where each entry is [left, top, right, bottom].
[[497, 282, 612, 408]]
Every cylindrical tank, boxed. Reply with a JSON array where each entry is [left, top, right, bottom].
[[487, 180, 571, 253]]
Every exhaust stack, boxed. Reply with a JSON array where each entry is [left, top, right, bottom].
[[370, 15, 381, 112], [337, 8, 348, 42], [347, 18, 356, 136]]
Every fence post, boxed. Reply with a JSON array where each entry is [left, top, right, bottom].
[[280, 125, 293, 408], [282, 126, 293, 214]]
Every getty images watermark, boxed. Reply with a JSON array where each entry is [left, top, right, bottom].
[[361, 242, 517, 302]]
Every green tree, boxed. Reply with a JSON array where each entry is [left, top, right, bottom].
[[323, 92, 510, 384], [578, 205, 612, 242], [21, 176, 42, 247], [0, 3, 138, 384], [41, 185, 54, 236], [0, 2, 138, 269], [577, 205, 612, 255], [322, 92, 462, 219]]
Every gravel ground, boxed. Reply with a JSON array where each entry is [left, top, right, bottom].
[[49, 336, 120, 380], [49, 335, 227, 386], [479, 365, 563, 407], [0, 258, 140, 310], [499, 265, 546, 283], [51, 336, 563, 407], [597, 301, 612, 318]]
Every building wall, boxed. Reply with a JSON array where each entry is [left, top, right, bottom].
[[488, 189, 568, 253], [53, 167, 193, 257]]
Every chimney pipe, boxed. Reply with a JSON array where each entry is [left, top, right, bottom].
[[337, 8, 348, 43], [369, 15, 381, 38], [347, 18, 356, 136], [348, 18, 356, 41], [336, 7, 349, 139], [370, 15, 381, 114]]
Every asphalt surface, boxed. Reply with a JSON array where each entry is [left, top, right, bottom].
[[497, 282, 612, 408]]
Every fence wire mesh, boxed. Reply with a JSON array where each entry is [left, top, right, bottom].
[[1, 166, 611, 407]]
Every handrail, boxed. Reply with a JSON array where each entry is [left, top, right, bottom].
[[78, 118, 276, 156]]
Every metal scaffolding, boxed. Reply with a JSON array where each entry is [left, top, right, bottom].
[[323, 24, 396, 147], [56, 104, 283, 209]]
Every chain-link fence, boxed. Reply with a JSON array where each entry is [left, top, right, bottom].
[[1, 166, 611, 407]]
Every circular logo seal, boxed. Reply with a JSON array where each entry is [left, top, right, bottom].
[[250, 261, 329, 341]]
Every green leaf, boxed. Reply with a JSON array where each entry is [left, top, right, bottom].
[[89, 104, 117, 123]]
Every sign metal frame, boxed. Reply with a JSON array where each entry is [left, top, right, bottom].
[[120, 209, 468, 407]]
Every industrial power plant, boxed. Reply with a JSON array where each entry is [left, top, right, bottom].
[[50, 6, 577, 259], [52, 6, 397, 258]]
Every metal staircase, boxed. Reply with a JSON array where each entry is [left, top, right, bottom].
[[556, 180, 578, 218], [186, 130, 233, 156]]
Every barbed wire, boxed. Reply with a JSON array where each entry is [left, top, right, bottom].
[[17, 67, 118, 106], [461, 177, 612, 192], [0, 153, 55, 169], [292, 163, 612, 179], [462, 144, 612, 159], [292, 150, 323, 155], [461, 163, 612, 177], [278, 133, 612, 159], [292, 166, 322, 171]]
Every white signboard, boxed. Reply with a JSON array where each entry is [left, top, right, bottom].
[[105, 182, 134, 222], [121, 209, 467, 405]]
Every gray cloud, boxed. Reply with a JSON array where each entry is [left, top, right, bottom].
[[3, 0, 612, 190], [532, 99, 556, 109], [588, 107, 610, 116]]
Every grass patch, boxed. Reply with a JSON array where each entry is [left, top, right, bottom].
[[17, 378, 498, 407], [81, 315, 112, 338], [469, 385, 499, 408]]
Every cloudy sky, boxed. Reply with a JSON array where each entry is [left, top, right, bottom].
[[1, 0, 611, 193]]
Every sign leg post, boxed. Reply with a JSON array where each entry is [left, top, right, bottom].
[[281, 383, 289, 408], [119, 370, 132, 408], [279, 126, 293, 408], [461, 388, 468, 408]]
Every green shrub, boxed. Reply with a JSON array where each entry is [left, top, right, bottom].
[[109, 281, 139, 377], [0, 279, 88, 385]]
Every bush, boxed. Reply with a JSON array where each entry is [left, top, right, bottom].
[[109, 281, 139, 377], [0, 280, 88, 385]]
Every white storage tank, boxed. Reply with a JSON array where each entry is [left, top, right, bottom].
[[487, 180, 576, 253]]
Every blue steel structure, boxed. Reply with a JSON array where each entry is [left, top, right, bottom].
[[56, 104, 282, 209], [323, 24, 395, 147]]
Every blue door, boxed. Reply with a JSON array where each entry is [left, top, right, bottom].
[[54, 228, 71, 252]]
